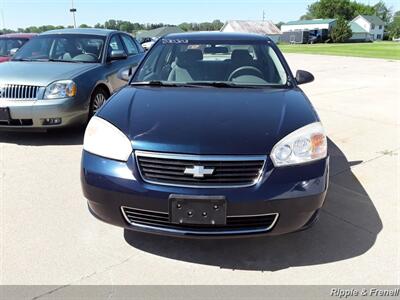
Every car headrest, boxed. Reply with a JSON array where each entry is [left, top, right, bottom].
[[204, 46, 228, 54], [176, 49, 203, 67], [231, 49, 253, 64], [85, 45, 99, 55]]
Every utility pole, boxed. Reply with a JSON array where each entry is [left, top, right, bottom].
[[1, 0, 5, 30], [1, 9, 5, 29], [262, 9, 266, 22], [70, 0, 77, 28]]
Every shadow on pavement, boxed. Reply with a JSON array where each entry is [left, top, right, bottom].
[[124, 138, 382, 271], [0, 127, 84, 146]]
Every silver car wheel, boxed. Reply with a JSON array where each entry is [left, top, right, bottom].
[[92, 93, 106, 114]]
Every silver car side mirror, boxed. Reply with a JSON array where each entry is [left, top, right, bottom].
[[118, 66, 137, 82], [9, 48, 19, 56]]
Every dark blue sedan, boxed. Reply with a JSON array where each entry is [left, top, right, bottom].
[[81, 32, 328, 237]]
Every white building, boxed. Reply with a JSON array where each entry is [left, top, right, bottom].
[[281, 19, 336, 33], [220, 20, 282, 43], [351, 15, 385, 40], [349, 21, 372, 42]]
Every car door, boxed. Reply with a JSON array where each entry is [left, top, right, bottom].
[[104, 34, 131, 92], [120, 33, 145, 80]]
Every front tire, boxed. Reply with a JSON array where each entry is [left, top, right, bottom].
[[89, 88, 109, 118]]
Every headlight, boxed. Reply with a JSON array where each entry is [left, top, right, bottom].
[[83, 116, 132, 161], [44, 80, 77, 99], [271, 122, 327, 167]]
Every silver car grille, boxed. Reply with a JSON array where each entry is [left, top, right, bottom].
[[121, 206, 279, 234], [135, 151, 266, 188], [0, 84, 41, 100]]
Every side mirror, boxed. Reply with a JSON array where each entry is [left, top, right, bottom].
[[9, 48, 19, 56], [109, 50, 127, 61], [118, 66, 136, 82], [296, 70, 314, 85]]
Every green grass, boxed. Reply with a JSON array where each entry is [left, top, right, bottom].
[[278, 41, 400, 60]]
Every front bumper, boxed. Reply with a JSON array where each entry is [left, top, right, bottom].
[[0, 97, 88, 129], [81, 151, 329, 238]]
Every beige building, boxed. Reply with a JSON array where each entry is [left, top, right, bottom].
[[220, 20, 282, 43]]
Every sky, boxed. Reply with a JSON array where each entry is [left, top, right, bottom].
[[1, 0, 399, 30]]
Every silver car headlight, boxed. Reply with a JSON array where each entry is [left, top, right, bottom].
[[44, 80, 77, 99], [270, 122, 327, 167], [83, 116, 132, 161]]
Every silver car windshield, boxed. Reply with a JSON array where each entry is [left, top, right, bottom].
[[133, 39, 288, 87], [13, 34, 105, 63]]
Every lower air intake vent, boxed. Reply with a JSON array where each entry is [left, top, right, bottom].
[[121, 206, 278, 233]]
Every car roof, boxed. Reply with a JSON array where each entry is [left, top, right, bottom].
[[0, 33, 37, 39], [39, 28, 117, 37], [163, 31, 271, 42]]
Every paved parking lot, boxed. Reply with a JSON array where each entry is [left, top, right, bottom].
[[0, 54, 399, 289]]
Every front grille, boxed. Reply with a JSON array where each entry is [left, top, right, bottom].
[[121, 206, 278, 232], [135, 151, 266, 188], [0, 84, 41, 100]]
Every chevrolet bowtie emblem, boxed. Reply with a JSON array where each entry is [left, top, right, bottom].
[[184, 165, 214, 178]]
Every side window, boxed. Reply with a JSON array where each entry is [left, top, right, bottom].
[[108, 35, 125, 55], [121, 35, 139, 55]]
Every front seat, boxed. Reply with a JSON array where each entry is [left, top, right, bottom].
[[229, 49, 254, 73], [168, 49, 203, 82], [62, 41, 80, 61]]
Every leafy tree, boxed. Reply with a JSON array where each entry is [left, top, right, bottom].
[[330, 17, 352, 42], [211, 19, 224, 30], [179, 20, 224, 32], [275, 21, 285, 29], [300, 13, 314, 20], [0, 28, 15, 34], [373, 1, 392, 23], [104, 19, 118, 30], [306, 0, 355, 20], [304, 0, 376, 20], [387, 11, 400, 38], [1, 19, 228, 35], [351, 2, 375, 16]]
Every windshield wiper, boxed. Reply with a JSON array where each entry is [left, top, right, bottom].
[[13, 58, 81, 63], [130, 81, 201, 88], [12, 58, 35, 61], [47, 58, 81, 63], [188, 81, 244, 88], [191, 81, 290, 89], [187, 81, 272, 88]]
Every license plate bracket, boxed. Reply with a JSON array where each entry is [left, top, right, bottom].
[[0, 107, 10, 122], [170, 195, 226, 225]]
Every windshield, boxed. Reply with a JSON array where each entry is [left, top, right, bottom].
[[0, 38, 28, 56], [13, 34, 105, 63], [132, 39, 288, 87]]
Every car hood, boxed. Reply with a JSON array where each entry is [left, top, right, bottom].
[[99, 86, 319, 155], [0, 61, 99, 86]]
